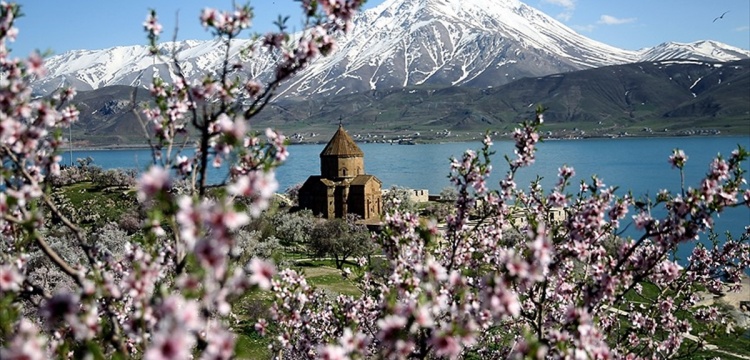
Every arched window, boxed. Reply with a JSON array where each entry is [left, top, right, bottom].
[[342, 167, 348, 176]]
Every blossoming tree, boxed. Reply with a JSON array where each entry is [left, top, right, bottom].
[[0, 1, 364, 358], [1, 1, 749, 359], [264, 114, 749, 359]]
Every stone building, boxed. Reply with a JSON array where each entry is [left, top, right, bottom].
[[298, 125, 383, 221]]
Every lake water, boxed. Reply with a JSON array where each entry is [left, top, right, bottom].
[[64, 136, 750, 245]]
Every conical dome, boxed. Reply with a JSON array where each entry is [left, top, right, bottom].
[[320, 125, 365, 179], [320, 125, 364, 157]]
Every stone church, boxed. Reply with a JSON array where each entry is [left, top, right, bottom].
[[298, 125, 382, 221]]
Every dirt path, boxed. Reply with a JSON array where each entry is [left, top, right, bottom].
[[695, 275, 750, 309]]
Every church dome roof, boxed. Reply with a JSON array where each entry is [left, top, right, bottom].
[[320, 125, 364, 157]]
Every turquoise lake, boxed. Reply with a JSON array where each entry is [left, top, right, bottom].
[[63, 136, 750, 248]]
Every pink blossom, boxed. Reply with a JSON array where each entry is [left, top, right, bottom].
[[144, 329, 195, 360], [709, 158, 730, 180], [201, 323, 235, 360], [558, 165, 576, 179], [143, 12, 163, 36], [254, 318, 268, 335], [0, 264, 22, 292], [244, 80, 262, 98], [338, 328, 368, 353], [658, 260, 682, 282], [548, 190, 567, 207], [175, 155, 193, 175], [194, 238, 227, 279], [200, 8, 220, 28], [414, 306, 434, 328], [26, 52, 45, 77], [247, 258, 275, 290], [1, 2, 747, 359], [668, 149, 688, 169], [228, 170, 278, 217], [161, 295, 203, 331], [0, 319, 47, 360], [431, 333, 461, 359], [59, 105, 79, 125], [377, 314, 407, 342], [318, 345, 348, 360], [137, 166, 171, 202]]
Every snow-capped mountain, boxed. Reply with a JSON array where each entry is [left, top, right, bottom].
[[32, 39, 276, 94], [30, 0, 750, 98], [277, 0, 639, 97], [638, 40, 750, 62]]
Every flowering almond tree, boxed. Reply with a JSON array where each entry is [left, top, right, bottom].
[[0, 1, 364, 358], [263, 113, 749, 359], [1, 1, 749, 360]]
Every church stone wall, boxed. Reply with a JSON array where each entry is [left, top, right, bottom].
[[365, 181, 382, 220], [299, 180, 335, 219], [348, 180, 382, 221], [321, 156, 364, 179]]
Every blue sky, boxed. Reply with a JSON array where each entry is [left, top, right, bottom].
[[10, 0, 750, 57]]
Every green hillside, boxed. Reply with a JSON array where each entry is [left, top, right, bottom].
[[67, 59, 750, 146]]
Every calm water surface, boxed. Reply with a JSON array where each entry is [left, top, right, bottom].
[[65, 136, 750, 251]]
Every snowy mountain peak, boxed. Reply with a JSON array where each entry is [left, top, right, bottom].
[[422, 0, 523, 12], [639, 40, 750, 62]]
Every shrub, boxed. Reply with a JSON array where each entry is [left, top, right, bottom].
[[270, 208, 315, 247]]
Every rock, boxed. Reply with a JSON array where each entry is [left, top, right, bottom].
[[729, 309, 750, 328]]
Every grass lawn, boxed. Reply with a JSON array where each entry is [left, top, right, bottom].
[[54, 181, 137, 226], [235, 333, 271, 359], [292, 262, 361, 297]]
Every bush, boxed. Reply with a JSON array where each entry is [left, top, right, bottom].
[[270, 209, 315, 247], [382, 185, 420, 214]]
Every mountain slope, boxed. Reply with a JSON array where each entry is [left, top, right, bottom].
[[67, 59, 750, 146], [31, 0, 749, 98]]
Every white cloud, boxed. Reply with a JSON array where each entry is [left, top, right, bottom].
[[597, 15, 637, 25], [556, 11, 573, 21], [542, 0, 576, 9], [735, 26, 750, 32], [542, 0, 576, 21], [571, 24, 596, 33]]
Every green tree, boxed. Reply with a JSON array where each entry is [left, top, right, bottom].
[[309, 215, 373, 269]]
